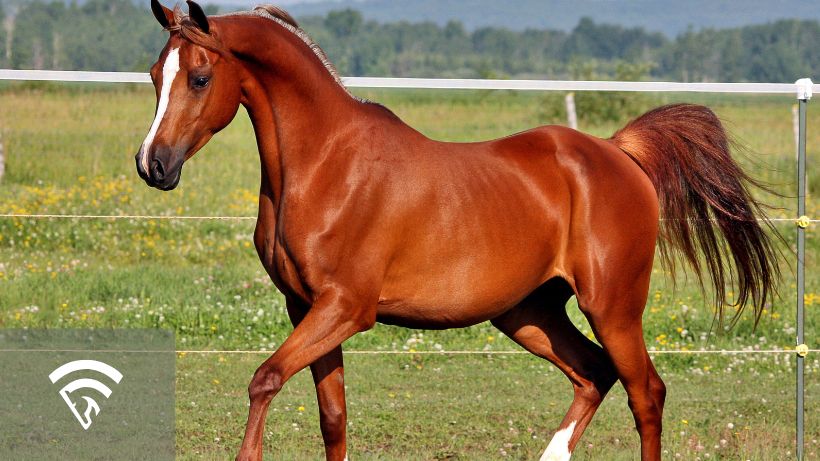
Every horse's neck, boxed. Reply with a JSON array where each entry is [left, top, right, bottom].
[[241, 84, 281, 204], [224, 17, 361, 170]]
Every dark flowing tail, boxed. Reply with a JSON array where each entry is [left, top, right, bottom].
[[610, 103, 779, 325]]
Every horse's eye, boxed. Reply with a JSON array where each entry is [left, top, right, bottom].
[[193, 76, 210, 89]]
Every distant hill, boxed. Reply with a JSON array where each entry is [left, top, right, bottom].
[[209, 0, 820, 37]]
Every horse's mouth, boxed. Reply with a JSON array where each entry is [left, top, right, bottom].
[[154, 175, 181, 191], [148, 169, 182, 191], [134, 152, 183, 191]]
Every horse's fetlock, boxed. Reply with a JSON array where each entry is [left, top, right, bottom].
[[319, 403, 346, 441]]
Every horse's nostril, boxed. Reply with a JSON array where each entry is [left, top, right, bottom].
[[151, 158, 165, 181]]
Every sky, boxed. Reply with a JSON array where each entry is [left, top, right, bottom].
[[208, 0, 820, 36]]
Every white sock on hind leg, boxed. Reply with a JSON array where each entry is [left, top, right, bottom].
[[540, 421, 576, 461]]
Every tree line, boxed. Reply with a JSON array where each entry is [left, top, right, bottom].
[[1, 0, 817, 83]]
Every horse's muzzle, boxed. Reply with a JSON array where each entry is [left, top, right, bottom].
[[135, 146, 183, 191]]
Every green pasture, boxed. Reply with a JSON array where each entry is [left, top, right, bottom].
[[0, 84, 818, 459]]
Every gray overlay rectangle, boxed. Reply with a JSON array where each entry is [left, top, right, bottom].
[[0, 329, 175, 460]]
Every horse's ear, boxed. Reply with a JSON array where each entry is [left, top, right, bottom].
[[151, 0, 175, 29], [186, 0, 210, 34]]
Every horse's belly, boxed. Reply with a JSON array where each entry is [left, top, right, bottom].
[[376, 254, 554, 329], [376, 298, 514, 329]]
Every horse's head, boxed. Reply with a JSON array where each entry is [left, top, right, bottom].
[[136, 0, 241, 190]]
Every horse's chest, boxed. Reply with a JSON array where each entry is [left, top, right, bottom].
[[254, 224, 308, 302]]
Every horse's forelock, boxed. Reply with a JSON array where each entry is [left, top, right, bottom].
[[169, 5, 226, 54]]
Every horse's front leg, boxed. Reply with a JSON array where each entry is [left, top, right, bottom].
[[236, 290, 374, 461], [286, 302, 348, 461]]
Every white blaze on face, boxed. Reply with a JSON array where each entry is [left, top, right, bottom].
[[540, 421, 576, 461], [141, 47, 181, 172]]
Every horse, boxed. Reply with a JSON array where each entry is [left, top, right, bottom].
[[136, 2, 779, 460]]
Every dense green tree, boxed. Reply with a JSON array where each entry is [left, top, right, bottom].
[[10, 0, 166, 71], [324, 9, 362, 38], [743, 20, 817, 82], [4, 3, 818, 83], [64, 0, 165, 71], [0, 3, 6, 68], [658, 19, 818, 82], [10, 1, 63, 69], [562, 17, 666, 61], [718, 30, 744, 82]]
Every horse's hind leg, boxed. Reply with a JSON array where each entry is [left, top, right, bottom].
[[580, 284, 664, 461], [491, 278, 617, 460]]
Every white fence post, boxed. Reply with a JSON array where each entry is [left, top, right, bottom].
[[565, 92, 577, 129], [793, 104, 800, 161]]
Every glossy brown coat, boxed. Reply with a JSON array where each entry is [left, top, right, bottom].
[[137, 4, 778, 460]]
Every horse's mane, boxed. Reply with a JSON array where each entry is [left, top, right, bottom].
[[250, 5, 298, 28], [170, 4, 353, 97]]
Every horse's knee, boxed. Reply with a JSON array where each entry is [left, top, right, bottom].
[[248, 367, 283, 402]]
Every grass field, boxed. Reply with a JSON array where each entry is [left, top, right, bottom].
[[0, 83, 818, 459]]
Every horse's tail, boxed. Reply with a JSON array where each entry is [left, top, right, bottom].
[[610, 103, 779, 325]]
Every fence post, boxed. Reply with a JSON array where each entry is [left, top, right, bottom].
[[795, 77, 812, 461], [0, 131, 4, 183], [565, 92, 577, 130]]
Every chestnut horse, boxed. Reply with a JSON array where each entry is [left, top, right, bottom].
[[136, 2, 778, 460]]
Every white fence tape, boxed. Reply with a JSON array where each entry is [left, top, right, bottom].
[[2, 69, 819, 95], [0, 70, 150, 83]]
